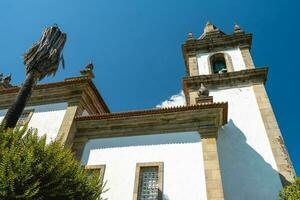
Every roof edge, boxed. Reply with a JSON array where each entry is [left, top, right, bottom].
[[75, 102, 228, 125], [0, 76, 110, 113]]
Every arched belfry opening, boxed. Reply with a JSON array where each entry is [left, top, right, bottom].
[[210, 53, 227, 74]]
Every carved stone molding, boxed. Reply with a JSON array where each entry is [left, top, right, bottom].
[[199, 127, 219, 139], [196, 96, 213, 104], [183, 68, 268, 105]]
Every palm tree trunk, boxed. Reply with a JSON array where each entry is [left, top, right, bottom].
[[2, 71, 36, 129]]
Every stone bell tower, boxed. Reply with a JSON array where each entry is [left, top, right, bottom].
[[182, 22, 295, 199]]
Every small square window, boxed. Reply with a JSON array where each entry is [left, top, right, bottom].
[[18, 109, 34, 126], [133, 162, 163, 200], [85, 165, 106, 183], [85, 165, 106, 200], [139, 167, 159, 199]]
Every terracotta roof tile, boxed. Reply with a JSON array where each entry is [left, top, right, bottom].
[[75, 102, 228, 124]]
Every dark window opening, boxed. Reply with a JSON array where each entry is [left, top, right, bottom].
[[211, 54, 227, 74]]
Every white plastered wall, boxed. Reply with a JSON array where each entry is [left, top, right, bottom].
[[211, 86, 282, 200], [0, 102, 67, 143], [197, 47, 246, 75], [81, 132, 207, 200]]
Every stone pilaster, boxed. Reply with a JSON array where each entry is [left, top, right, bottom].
[[72, 137, 89, 160], [56, 104, 79, 147], [240, 47, 255, 69], [253, 84, 295, 185], [188, 91, 198, 105], [187, 53, 199, 76], [200, 131, 224, 200]]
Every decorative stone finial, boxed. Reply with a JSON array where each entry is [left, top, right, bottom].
[[80, 62, 95, 79], [234, 23, 243, 33], [204, 21, 218, 34], [187, 32, 195, 41], [199, 21, 224, 39], [196, 83, 213, 104], [198, 83, 209, 97], [3, 74, 11, 84], [0, 73, 13, 89]]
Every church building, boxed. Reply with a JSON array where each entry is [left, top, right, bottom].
[[0, 22, 295, 200]]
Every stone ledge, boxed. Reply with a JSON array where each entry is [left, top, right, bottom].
[[183, 68, 268, 105], [183, 32, 252, 52], [76, 102, 227, 124], [74, 107, 226, 139]]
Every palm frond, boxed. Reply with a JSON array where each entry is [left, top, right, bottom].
[[23, 26, 67, 81]]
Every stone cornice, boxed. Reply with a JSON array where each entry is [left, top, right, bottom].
[[73, 103, 228, 142], [183, 68, 268, 105], [183, 32, 252, 53], [76, 103, 227, 122], [0, 76, 110, 114]]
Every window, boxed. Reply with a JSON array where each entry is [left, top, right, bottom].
[[210, 53, 227, 74], [133, 162, 163, 200], [85, 165, 106, 183], [18, 109, 34, 126], [139, 167, 159, 199], [85, 165, 106, 200]]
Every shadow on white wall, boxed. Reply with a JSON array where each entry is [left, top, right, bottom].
[[218, 119, 286, 200], [81, 132, 200, 165]]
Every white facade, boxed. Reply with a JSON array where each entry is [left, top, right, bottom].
[[197, 47, 246, 75], [0, 102, 67, 143], [211, 86, 282, 200], [80, 86, 283, 200], [81, 132, 207, 200], [195, 47, 283, 199]]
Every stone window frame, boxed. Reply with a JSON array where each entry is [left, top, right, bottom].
[[17, 109, 35, 126], [133, 162, 164, 200], [85, 164, 106, 183], [207, 52, 234, 74]]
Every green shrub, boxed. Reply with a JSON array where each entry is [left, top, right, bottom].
[[0, 126, 105, 200], [279, 177, 300, 200]]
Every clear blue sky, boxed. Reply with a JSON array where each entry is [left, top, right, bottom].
[[0, 0, 299, 175]]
